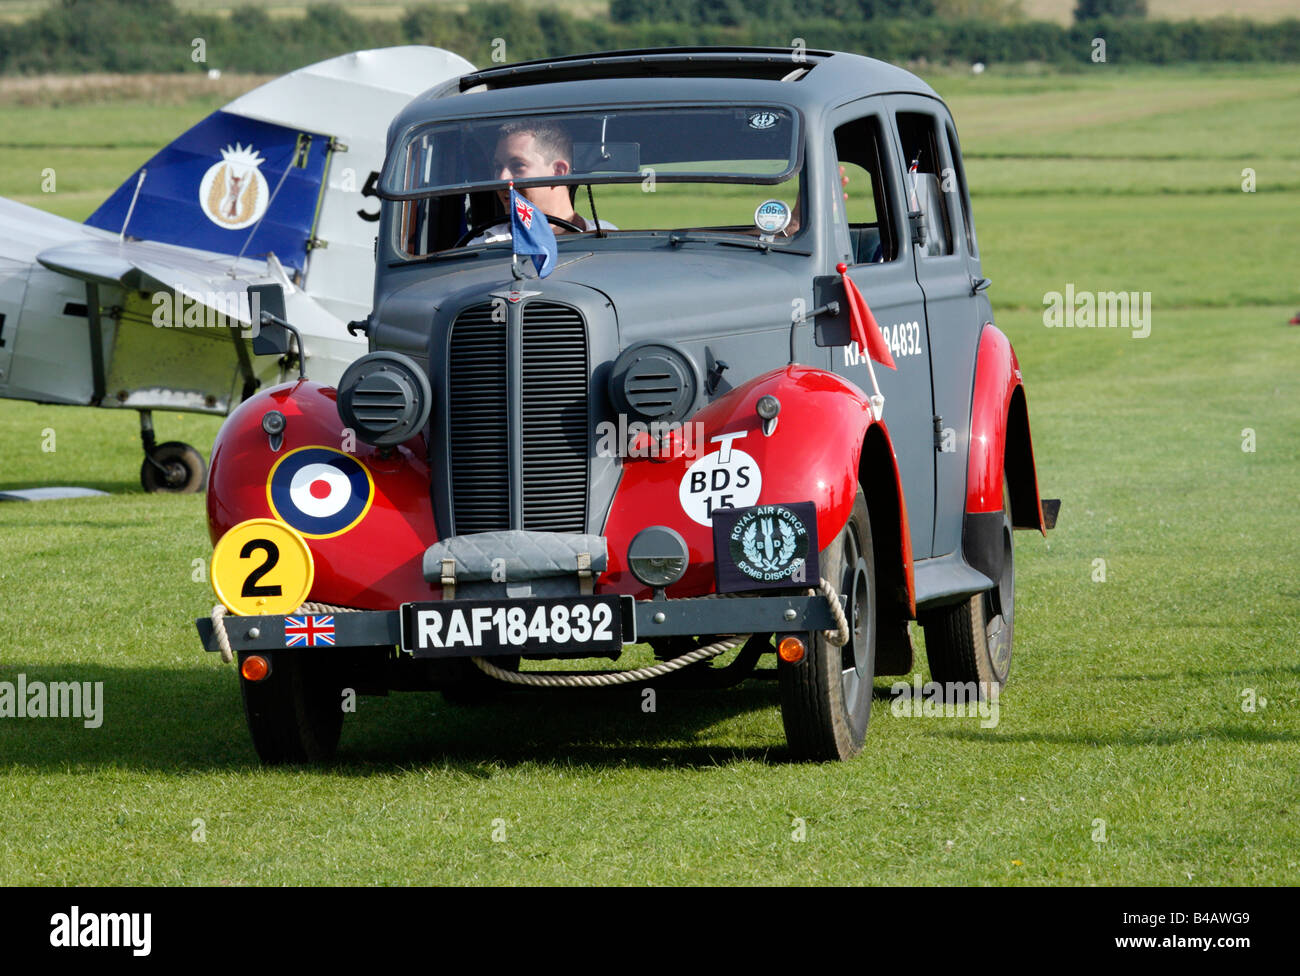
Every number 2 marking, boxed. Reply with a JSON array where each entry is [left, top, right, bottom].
[[239, 539, 283, 598], [592, 603, 614, 640]]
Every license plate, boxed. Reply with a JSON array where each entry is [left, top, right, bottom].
[[400, 595, 626, 657]]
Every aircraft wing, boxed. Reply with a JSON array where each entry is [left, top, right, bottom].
[[31, 236, 356, 413], [0, 46, 474, 418]]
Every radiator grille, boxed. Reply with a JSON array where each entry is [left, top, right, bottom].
[[448, 303, 508, 533], [521, 302, 589, 532], [446, 300, 589, 534]]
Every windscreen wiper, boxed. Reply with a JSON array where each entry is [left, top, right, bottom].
[[667, 232, 809, 255]]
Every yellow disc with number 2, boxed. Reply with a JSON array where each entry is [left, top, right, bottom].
[[211, 518, 315, 616]]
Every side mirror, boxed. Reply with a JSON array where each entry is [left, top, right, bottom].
[[811, 275, 851, 348], [248, 283, 289, 356]]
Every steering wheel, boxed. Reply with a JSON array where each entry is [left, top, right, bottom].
[[454, 213, 585, 249]]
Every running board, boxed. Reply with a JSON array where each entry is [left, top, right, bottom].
[[913, 552, 995, 610]]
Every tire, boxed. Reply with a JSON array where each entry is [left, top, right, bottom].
[[779, 488, 876, 761], [239, 650, 345, 764], [922, 483, 1014, 696], [140, 441, 206, 493]]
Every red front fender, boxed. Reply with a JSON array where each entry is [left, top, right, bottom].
[[207, 380, 438, 608], [601, 365, 874, 598]]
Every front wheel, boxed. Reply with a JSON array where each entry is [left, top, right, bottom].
[[239, 650, 345, 764], [779, 488, 876, 761]]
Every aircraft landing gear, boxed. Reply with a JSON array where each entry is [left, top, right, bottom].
[[138, 410, 207, 493]]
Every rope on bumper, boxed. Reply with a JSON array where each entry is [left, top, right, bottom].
[[472, 577, 849, 687], [471, 633, 749, 688], [816, 577, 851, 647], [210, 580, 848, 673], [210, 602, 359, 664]]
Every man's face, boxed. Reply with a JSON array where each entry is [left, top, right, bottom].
[[493, 131, 571, 214]]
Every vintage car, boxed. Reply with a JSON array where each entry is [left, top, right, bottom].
[[196, 47, 1058, 763]]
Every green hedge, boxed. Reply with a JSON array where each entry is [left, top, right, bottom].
[[0, 0, 1296, 75], [609, 0, 939, 24]]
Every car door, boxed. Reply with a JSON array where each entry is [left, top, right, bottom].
[[886, 95, 987, 558], [826, 97, 936, 559]]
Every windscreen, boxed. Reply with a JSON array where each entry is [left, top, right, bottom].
[[383, 105, 801, 198]]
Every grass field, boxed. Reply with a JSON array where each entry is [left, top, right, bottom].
[[1, 64, 1297, 885]]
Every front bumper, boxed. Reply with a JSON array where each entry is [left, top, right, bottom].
[[197, 592, 837, 659]]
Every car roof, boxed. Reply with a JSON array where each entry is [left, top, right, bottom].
[[389, 47, 942, 139]]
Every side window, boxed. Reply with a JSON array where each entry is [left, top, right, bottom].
[[944, 121, 978, 258], [832, 115, 896, 265], [895, 112, 953, 258]]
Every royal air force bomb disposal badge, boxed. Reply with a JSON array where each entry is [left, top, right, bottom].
[[712, 502, 819, 593]]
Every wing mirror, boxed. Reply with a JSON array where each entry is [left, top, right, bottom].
[[247, 283, 305, 379]]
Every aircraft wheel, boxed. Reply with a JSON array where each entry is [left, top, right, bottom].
[[141, 441, 207, 493]]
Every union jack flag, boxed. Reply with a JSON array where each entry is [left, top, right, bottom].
[[284, 615, 335, 647], [514, 194, 535, 230]]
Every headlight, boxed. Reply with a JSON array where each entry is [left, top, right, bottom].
[[627, 526, 690, 587], [336, 351, 431, 447], [609, 341, 700, 424]]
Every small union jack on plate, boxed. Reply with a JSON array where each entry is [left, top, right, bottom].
[[284, 615, 336, 647]]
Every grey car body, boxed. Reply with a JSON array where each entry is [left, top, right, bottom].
[[202, 47, 1055, 763]]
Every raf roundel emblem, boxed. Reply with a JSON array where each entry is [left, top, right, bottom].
[[266, 446, 374, 539], [198, 142, 270, 230]]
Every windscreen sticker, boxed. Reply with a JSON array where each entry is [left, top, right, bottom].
[[678, 431, 762, 526]]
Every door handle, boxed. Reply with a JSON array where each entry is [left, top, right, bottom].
[[970, 276, 992, 296]]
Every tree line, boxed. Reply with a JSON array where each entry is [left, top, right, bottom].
[[1, 0, 1295, 75]]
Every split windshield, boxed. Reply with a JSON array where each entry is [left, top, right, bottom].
[[382, 105, 806, 259], [384, 105, 800, 197]]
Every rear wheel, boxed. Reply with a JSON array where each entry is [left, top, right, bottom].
[[922, 484, 1014, 694], [239, 651, 345, 763], [779, 488, 876, 761]]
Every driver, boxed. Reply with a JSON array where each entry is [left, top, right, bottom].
[[467, 120, 617, 245]]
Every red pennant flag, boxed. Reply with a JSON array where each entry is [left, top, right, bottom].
[[837, 263, 896, 370]]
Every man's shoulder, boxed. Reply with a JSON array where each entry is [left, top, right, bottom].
[[467, 222, 511, 246]]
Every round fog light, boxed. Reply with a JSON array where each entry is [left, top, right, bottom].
[[627, 526, 689, 588]]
